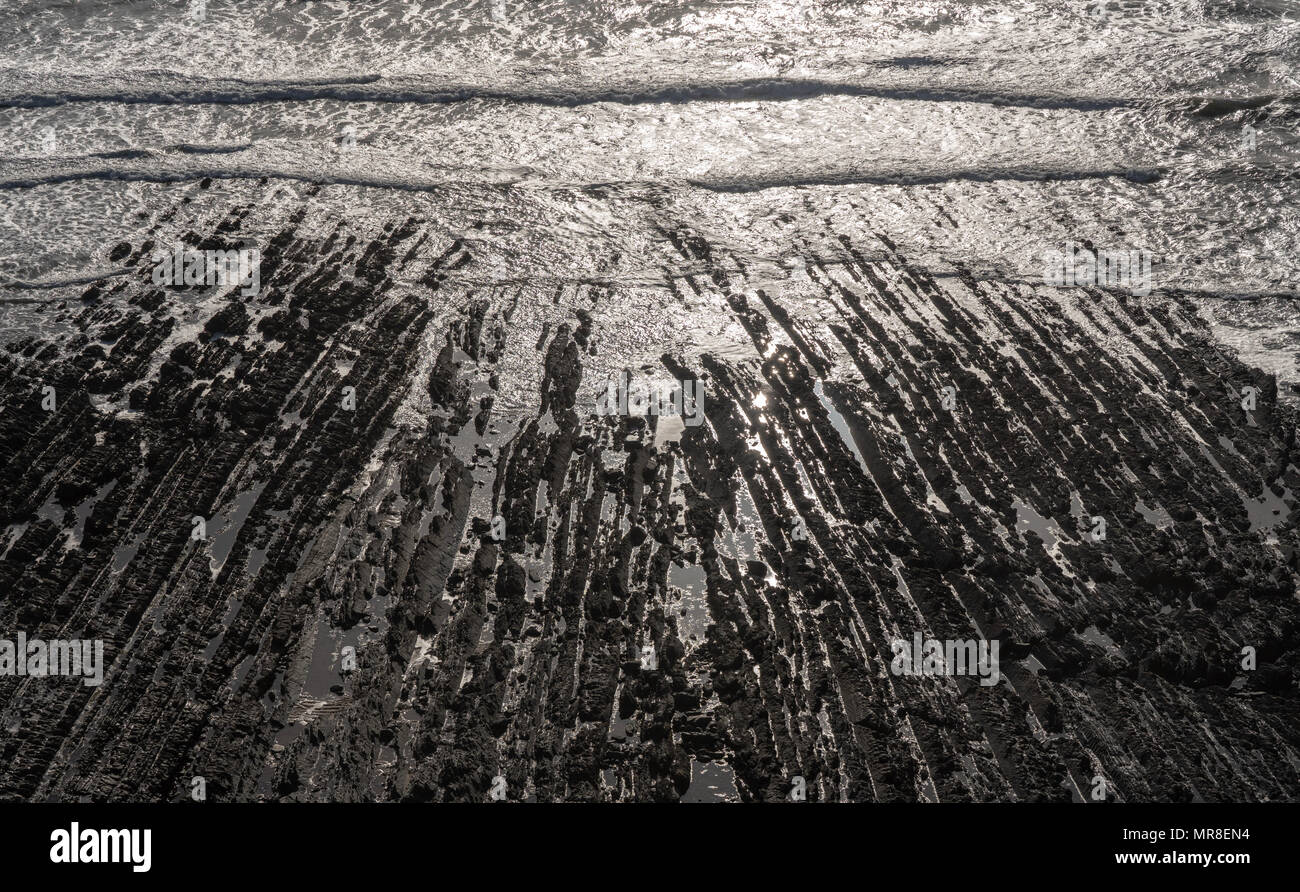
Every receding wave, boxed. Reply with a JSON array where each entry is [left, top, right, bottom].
[[0, 70, 1135, 111], [690, 166, 1163, 192], [0, 143, 255, 164], [0, 162, 533, 193], [1173, 94, 1297, 117], [0, 269, 129, 291], [0, 159, 1166, 195]]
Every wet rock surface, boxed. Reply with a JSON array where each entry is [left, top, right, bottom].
[[1, 187, 1298, 802]]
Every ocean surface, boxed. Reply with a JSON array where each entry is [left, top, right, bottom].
[[1, 0, 1298, 385]]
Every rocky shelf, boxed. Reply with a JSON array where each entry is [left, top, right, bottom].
[[0, 181, 1297, 802]]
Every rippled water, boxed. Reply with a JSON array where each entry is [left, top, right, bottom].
[[1, 1, 1298, 380]]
